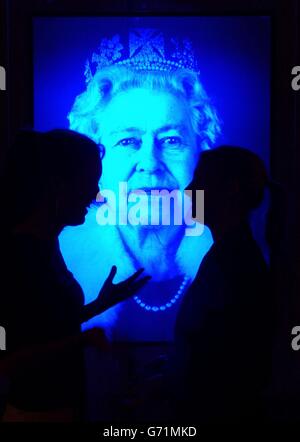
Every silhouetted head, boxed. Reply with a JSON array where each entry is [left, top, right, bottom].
[[3, 129, 102, 232], [187, 146, 268, 233]]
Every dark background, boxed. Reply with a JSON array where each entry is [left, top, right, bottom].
[[0, 0, 300, 423]]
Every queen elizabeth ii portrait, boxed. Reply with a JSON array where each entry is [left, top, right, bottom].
[[58, 27, 221, 341], [33, 16, 270, 419], [33, 16, 270, 343]]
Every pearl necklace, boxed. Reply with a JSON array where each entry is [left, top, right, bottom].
[[133, 275, 190, 312]]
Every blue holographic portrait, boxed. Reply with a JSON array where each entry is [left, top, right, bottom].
[[59, 28, 221, 341]]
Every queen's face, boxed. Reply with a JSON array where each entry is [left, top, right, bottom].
[[98, 87, 199, 193], [97, 88, 200, 229]]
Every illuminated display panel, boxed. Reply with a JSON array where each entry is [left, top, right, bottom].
[[33, 16, 270, 342]]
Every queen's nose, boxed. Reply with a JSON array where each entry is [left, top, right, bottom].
[[135, 137, 164, 174]]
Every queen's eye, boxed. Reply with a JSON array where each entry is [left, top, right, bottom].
[[159, 136, 182, 147], [116, 137, 140, 148]]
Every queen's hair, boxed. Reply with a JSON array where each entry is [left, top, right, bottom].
[[68, 66, 221, 151]]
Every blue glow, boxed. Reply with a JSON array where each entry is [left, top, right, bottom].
[[34, 17, 270, 341]]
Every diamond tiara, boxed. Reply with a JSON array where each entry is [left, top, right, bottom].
[[84, 28, 199, 84]]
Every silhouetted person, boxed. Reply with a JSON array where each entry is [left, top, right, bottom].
[[0, 129, 149, 421], [174, 146, 273, 423]]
